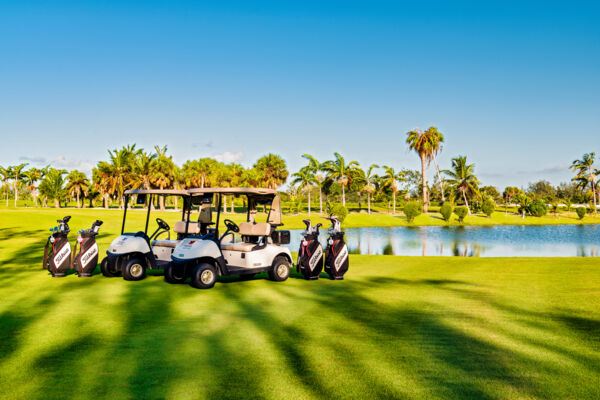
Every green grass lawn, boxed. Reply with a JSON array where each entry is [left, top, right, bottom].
[[0, 209, 599, 399]]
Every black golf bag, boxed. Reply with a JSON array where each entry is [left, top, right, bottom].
[[72, 220, 103, 277], [297, 219, 323, 280], [324, 217, 349, 280], [43, 216, 72, 277]]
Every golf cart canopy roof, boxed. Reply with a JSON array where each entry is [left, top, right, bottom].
[[124, 189, 190, 196], [187, 187, 278, 196]]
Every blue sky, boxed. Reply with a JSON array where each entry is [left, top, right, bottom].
[[1, 0, 598, 189]]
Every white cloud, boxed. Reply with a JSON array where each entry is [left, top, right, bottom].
[[51, 155, 94, 174], [212, 151, 244, 163]]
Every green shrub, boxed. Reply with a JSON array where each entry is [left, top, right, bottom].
[[482, 198, 495, 217], [440, 203, 453, 222], [403, 201, 422, 223], [528, 199, 547, 217], [470, 200, 482, 214], [326, 202, 348, 222], [454, 206, 468, 223], [576, 207, 587, 220]]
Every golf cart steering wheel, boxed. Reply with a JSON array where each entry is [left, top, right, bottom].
[[224, 219, 239, 233], [156, 218, 170, 231]]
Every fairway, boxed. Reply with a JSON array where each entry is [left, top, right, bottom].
[[1, 209, 599, 399]]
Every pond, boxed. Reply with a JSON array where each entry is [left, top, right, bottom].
[[287, 225, 600, 257]]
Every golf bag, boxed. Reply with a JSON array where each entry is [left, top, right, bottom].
[[324, 217, 349, 280], [297, 219, 323, 280], [43, 216, 72, 277], [72, 220, 103, 277]]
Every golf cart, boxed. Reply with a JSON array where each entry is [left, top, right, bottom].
[[101, 189, 214, 281], [165, 188, 292, 289]]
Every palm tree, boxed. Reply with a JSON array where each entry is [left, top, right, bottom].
[[302, 154, 325, 214], [382, 166, 406, 214], [38, 168, 67, 208], [10, 163, 29, 207], [571, 153, 597, 214], [406, 128, 439, 212], [321, 152, 360, 207], [150, 145, 177, 210], [0, 166, 11, 207], [23, 168, 43, 206], [292, 167, 317, 216], [364, 164, 379, 215], [443, 156, 480, 215], [426, 127, 446, 202], [254, 153, 289, 189], [131, 151, 157, 191], [65, 170, 90, 208], [101, 144, 141, 208], [93, 166, 111, 209]]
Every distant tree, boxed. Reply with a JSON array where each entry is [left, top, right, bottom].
[[302, 154, 325, 214], [481, 186, 501, 202], [482, 197, 496, 217], [527, 180, 557, 200], [292, 167, 317, 216], [254, 153, 289, 189], [571, 153, 597, 215], [150, 145, 177, 210], [65, 170, 90, 208], [382, 166, 406, 214], [0, 166, 11, 207], [131, 151, 157, 191], [321, 152, 360, 207], [406, 128, 443, 212], [515, 193, 532, 219], [23, 167, 44, 206], [39, 168, 67, 208], [443, 156, 480, 215], [9, 163, 29, 207], [364, 164, 379, 215], [503, 186, 523, 215]]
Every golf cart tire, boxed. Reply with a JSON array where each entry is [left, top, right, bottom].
[[123, 258, 147, 281], [164, 264, 186, 284], [269, 256, 290, 282], [100, 257, 119, 277], [190, 263, 217, 289]]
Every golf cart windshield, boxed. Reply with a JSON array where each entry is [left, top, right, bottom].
[[121, 189, 196, 239]]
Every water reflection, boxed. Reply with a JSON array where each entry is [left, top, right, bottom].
[[287, 225, 600, 257]]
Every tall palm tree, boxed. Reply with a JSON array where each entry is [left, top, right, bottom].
[[102, 144, 141, 209], [0, 166, 11, 207], [65, 170, 90, 208], [93, 166, 111, 209], [241, 168, 261, 188], [443, 156, 480, 215], [382, 166, 406, 214], [321, 152, 360, 207], [302, 154, 325, 214], [38, 168, 67, 208], [23, 168, 43, 207], [571, 153, 597, 214], [131, 151, 157, 191], [150, 145, 177, 210], [254, 153, 289, 189], [406, 128, 438, 212], [292, 167, 317, 216], [10, 163, 29, 207], [364, 164, 379, 215], [426, 127, 446, 202]]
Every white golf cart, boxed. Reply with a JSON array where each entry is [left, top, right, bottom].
[[165, 188, 292, 289], [101, 189, 214, 281]]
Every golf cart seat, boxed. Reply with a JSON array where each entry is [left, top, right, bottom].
[[174, 221, 201, 235], [238, 222, 271, 236], [152, 240, 179, 248], [220, 242, 257, 252], [221, 222, 271, 252]]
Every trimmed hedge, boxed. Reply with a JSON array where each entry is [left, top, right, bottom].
[[454, 206, 468, 223], [403, 201, 422, 223], [440, 203, 453, 222]]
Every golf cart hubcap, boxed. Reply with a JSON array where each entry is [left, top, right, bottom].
[[277, 264, 288, 277], [201, 269, 213, 284], [131, 264, 143, 277]]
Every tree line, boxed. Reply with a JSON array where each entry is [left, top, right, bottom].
[[1, 129, 598, 217]]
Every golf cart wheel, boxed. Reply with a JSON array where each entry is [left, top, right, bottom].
[[123, 258, 147, 281], [190, 263, 216, 289], [100, 257, 119, 277], [269, 256, 290, 282], [164, 264, 186, 284]]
